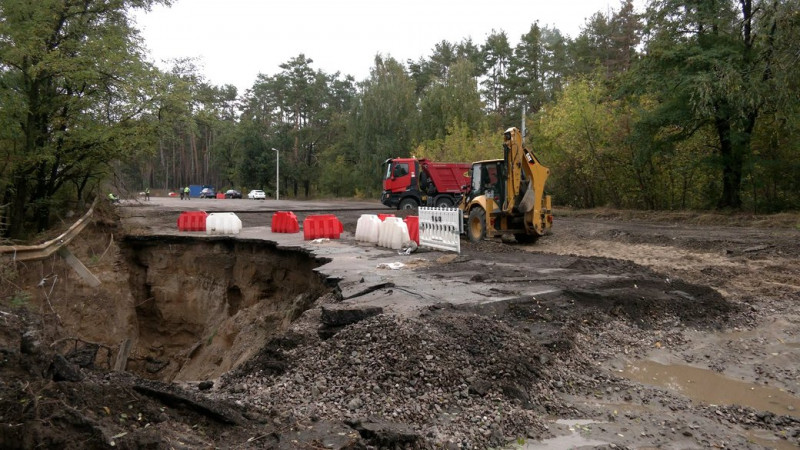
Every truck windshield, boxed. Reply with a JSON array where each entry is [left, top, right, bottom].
[[385, 162, 408, 179]]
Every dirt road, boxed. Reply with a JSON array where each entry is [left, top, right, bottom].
[[1, 198, 798, 449]]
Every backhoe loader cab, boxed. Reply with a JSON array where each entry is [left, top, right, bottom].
[[460, 127, 553, 243]]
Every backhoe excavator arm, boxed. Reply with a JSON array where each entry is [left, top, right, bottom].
[[503, 127, 552, 235]]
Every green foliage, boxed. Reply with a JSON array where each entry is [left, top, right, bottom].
[[415, 121, 501, 163], [10, 291, 30, 309], [0, 0, 170, 238], [634, 0, 799, 209], [10, 0, 795, 222]]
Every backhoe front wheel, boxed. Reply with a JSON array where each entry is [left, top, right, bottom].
[[467, 207, 486, 243]]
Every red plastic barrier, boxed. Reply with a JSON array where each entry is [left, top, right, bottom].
[[271, 211, 300, 233], [216, 193, 225, 199], [303, 214, 343, 240], [377, 214, 395, 221], [404, 215, 419, 244], [177, 211, 208, 231]]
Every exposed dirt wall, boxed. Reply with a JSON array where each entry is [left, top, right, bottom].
[[122, 237, 329, 381]]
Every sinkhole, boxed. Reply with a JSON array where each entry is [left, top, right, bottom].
[[120, 236, 331, 382]]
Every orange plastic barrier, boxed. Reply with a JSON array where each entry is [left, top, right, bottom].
[[404, 215, 419, 244], [271, 211, 300, 233], [377, 214, 395, 221], [216, 193, 225, 199], [303, 214, 343, 240], [177, 211, 208, 231]]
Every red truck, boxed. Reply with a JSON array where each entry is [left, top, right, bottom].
[[381, 157, 471, 209]]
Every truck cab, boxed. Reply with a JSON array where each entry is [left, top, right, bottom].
[[381, 158, 420, 209]]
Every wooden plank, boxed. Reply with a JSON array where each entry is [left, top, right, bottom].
[[114, 339, 132, 371], [57, 246, 101, 287]]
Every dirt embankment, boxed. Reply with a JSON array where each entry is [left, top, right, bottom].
[[0, 204, 798, 448]]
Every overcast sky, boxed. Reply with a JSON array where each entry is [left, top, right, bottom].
[[133, 0, 641, 93]]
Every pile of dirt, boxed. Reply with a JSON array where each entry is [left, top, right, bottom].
[[217, 309, 573, 448], [0, 308, 264, 449]]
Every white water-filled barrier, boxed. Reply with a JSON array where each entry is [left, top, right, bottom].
[[355, 214, 382, 243], [205, 212, 242, 235], [419, 207, 461, 253], [377, 217, 410, 250]]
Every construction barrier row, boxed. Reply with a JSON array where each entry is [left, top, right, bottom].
[[303, 214, 343, 240], [271, 211, 299, 233], [355, 214, 419, 250], [178, 211, 242, 235]]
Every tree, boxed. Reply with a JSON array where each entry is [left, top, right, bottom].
[[417, 59, 484, 142], [508, 23, 547, 116], [349, 55, 417, 196], [638, 0, 793, 208], [570, 0, 642, 77], [480, 30, 513, 124], [0, 0, 169, 238]]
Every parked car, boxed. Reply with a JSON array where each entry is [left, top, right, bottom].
[[225, 189, 242, 199], [199, 187, 216, 199], [247, 189, 266, 200]]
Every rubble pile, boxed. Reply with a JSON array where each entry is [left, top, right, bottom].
[[221, 311, 570, 447]]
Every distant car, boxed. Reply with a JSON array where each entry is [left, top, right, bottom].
[[225, 189, 242, 199], [199, 187, 216, 199], [247, 189, 266, 200]]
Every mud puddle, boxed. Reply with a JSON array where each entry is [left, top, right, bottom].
[[517, 420, 610, 449], [622, 360, 800, 417]]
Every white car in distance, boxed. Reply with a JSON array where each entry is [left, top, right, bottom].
[[247, 189, 266, 200]]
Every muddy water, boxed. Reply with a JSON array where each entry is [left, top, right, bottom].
[[520, 420, 609, 449], [623, 360, 800, 417]]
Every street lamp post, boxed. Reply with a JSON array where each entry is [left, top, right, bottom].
[[270, 148, 280, 200]]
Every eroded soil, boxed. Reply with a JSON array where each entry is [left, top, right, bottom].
[[0, 200, 798, 449]]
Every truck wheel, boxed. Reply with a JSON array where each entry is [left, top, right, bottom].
[[467, 207, 486, 243], [434, 197, 453, 208], [398, 198, 418, 210], [514, 233, 540, 244]]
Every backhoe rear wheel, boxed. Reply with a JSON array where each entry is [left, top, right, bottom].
[[467, 207, 486, 243]]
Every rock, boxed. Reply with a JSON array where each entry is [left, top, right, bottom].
[[20, 329, 42, 355], [468, 381, 491, 397], [347, 397, 363, 410], [320, 305, 383, 327], [49, 354, 84, 382], [198, 380, 214, 391], [65, 344, 98, 368], [347, 419, 421, 446]]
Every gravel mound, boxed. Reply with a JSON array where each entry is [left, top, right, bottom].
[[220, 311, 569, 447]]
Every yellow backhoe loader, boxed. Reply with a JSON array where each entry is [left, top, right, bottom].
[[459, 127, 553, 243]]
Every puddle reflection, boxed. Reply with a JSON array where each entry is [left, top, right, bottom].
[[623, 360, 800, 418]]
